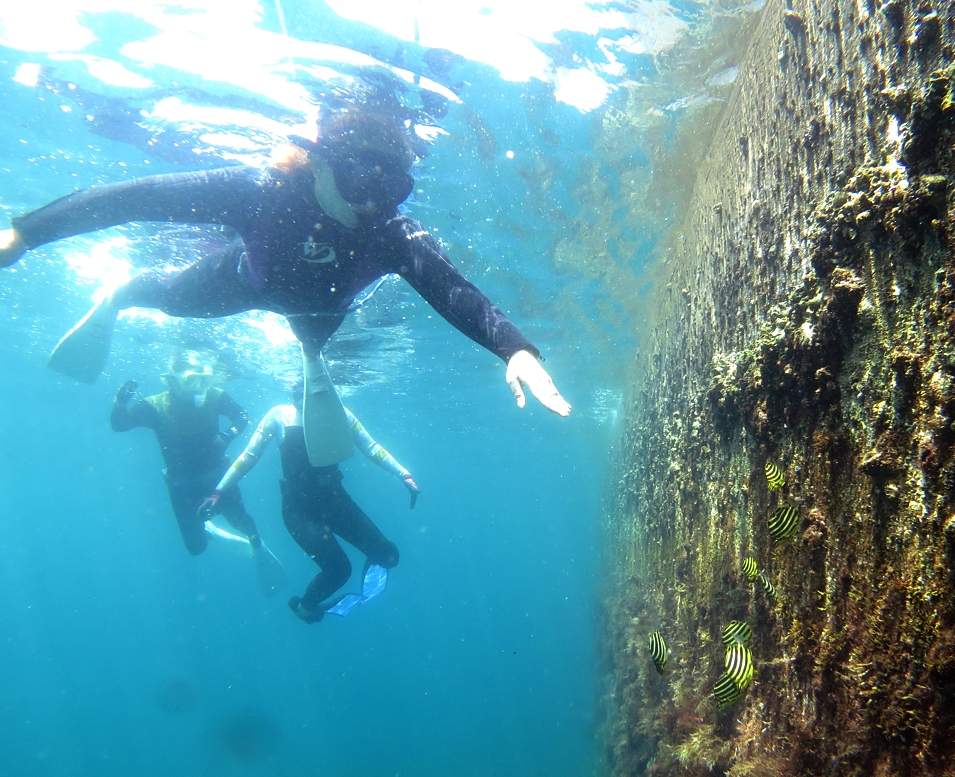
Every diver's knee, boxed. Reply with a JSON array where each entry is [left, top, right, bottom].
[[185, 539, 207, 556], [372, 542, 399, 569], [326, 556, 351, 588]]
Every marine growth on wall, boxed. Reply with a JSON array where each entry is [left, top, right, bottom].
[[599, 1, 955, 776]]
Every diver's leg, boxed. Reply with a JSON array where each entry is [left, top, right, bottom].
[[282, 483, 351, 615], [329, 482, 399, 570], [50, 241, 258, 383], [219, 488, 289, 597], [216, 486, 261, 546], [165, 477, 208, 556], [113, 240, 259, 318]]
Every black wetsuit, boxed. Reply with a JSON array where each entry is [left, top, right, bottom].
[[279, 426, 398, 611], [110, 387, 256, 555], [14, 166, 541, 358]]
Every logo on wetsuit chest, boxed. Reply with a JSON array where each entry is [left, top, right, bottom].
[[302, 236, 336, 264]]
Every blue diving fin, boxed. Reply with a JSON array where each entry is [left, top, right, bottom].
[[325, 565, 388, 617]]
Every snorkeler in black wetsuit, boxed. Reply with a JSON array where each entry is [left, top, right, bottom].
[[0, 108, 570, 419], [111, 352, 287, 595], [201, 396, 419, 623]]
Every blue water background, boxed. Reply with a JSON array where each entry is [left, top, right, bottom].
[[0, 0, 743, 772]]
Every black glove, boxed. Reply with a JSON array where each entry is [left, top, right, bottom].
[[115, 380, 138, 404], [402, 475, 420, 509], [213, 427, 238, 453]]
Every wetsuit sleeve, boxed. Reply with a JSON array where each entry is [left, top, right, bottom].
[[110, 399, 159, 432], [387, 218, 541, 362], [214, 406, 281, 491], [345, 408, 411, 480], [216, 391, 250, 440], [13, 167, 268, 250]]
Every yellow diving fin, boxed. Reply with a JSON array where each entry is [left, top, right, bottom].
[[47, 298, 117, 384], [301, 348, 354, 466]]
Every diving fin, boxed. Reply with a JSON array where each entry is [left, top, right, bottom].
[[301, 348, 354, 467], [253, 540, 289, 598], [361, 564, 388, 600], [325, 593, 365, 617], [325, 565, 388, 617], [48, 298, 117, 384], [204, 520, 252, 552]]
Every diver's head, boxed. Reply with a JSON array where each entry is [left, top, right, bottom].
[[163, 351, 219, 406], [291, 109, 415, 219]]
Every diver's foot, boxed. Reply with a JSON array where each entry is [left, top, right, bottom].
[[288, 596, 324, 624]]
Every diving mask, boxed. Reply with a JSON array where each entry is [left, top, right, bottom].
[[326, 150, 414, 211], [167, 367, 215, 404], [290, 135, 414, 213]]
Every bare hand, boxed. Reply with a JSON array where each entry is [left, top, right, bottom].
[[505, 350, 571, 417], [402, 475, 420, 509]]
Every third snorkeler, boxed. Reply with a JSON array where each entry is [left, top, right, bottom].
[[200, 383, 418, 624]]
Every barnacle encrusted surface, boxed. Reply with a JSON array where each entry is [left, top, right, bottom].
[[598, 1, 955, 775]]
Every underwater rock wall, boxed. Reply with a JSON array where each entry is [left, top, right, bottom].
[[600, 1, 955, 775]]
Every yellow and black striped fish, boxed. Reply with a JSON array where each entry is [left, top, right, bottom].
[[648, 631, 668, 674], [725, 643, 755, 691], [713, 671, 743, 707], [768, 504, 800, 544], [721, 620, 753, 647], [760, 571, 778, 605], [741, 557, 760, 584], [764, 460, 785, 490]]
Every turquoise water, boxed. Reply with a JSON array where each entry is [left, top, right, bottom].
[[0, 2, 738, 774]]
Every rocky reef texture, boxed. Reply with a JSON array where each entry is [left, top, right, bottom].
[[599, 1, 955, 776]]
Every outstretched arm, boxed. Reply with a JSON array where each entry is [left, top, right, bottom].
[[346, 408, 419, 508], [390, 218, 570, 417], [199, 406, 279, 516], [5, 166, 267, 262], [109, 381, 160, 432]]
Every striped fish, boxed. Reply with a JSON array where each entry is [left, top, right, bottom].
[[765, 460, 785, 490], [760, 571, 778, 605], [721, 620, 753, 647], [741, 557, 760, 584], [713, 671, 743, 707], [768, 504, 800, 544], [648, 631, 668, 674], [725, 643, 755, 691]]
